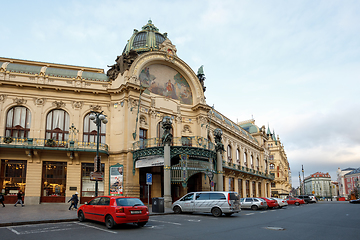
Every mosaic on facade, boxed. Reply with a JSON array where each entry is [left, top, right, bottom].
[[139, 64, 193, 105]]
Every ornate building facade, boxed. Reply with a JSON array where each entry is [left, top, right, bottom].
[[0, 21, 274, 206], [267, 128, 291, 198]]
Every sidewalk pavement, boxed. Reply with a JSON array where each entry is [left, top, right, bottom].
[[0, 203, 173, 227]]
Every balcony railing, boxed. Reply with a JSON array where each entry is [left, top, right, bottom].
[[0, 136, 108, 153], [223, 160, 275, 180], [132, 136, 215, 151]]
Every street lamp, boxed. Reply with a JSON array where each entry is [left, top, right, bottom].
[[89, 111, 108, 197]]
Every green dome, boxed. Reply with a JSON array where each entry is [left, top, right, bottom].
[[123, 20, 167, 55]]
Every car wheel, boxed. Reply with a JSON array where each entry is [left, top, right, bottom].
[[295, 202, 300, 206], [211, 207, 222, 217], [105, 215, 116, 229], [173, 206, 182, 214], [78, 210, 85, 222], [224, 213, 233, 217], [137, 221, 147, 227], [251, 205, 258, 211]]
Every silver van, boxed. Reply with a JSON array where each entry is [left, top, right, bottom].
[[172, 191, 241, 217]]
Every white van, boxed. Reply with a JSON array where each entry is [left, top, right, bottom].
[[171, 191, 241, 217]]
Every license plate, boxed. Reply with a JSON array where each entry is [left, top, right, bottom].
[[131, 210, 142, 214]]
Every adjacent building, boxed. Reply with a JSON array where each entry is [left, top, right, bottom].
[[337, 167, 356, 197], [344, 168, 360, 197], [304, 172, 331, 198], [0, 21, 275, 206], [267, 128, 291, 198]]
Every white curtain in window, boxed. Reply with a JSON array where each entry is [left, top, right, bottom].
[[6, 108, 13, 128], [13, 107, 21, 127]]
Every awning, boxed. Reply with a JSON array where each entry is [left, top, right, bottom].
[[135, 156, 164, 168]]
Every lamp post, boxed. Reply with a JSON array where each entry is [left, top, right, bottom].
[[302, 165, 305, 195], [89, 111, 108, 197]]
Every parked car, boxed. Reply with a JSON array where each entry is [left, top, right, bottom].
[[349, 198, 360, 204], [240, 197, 268, 210], [308, 195, 317, 203], [172, 191, 241, 217], [77, 196, 149, 229], [259, 197, 279, 209], [270, 197, 288, 208], [286, 197, 305, 206], [295, 195, 311, 203]]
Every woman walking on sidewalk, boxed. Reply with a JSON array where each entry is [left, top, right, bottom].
[[14, 190, 24, 207], [68, 192, 79, 210]]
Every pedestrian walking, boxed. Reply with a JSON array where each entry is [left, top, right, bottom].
[[14, 190, 24, 207], [0, 192, 5, 207], [68, 192, 79, 210]]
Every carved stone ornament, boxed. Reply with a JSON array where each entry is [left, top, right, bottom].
[[13, 98, 27, 105], [159, 39, 177, 62], [106, 50, 139, 81], [214, 128, 225, 152], [34, 98, 45, 106], [72, 101, 83, 109], [52, 101, 65, 108], [140, 115, 147, 126], [196, 65, 206, 92], [90, 105, 101, 112], [182, 125, 192, 134], [161, 116, 173, 145], [0, 94, 6, 102]]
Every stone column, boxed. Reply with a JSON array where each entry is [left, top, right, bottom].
[[161, 116, 173, 208], [214, 128, 224, 191], [164, 143, 171, 207]]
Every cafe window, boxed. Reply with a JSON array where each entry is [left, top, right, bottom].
[[238, 179, 243, 197], [229, 177, 234, 191], [45, 109, 70, 141], [5, 106, 31, 138], [42, 162, 67, 197], [245, 180, 250, 197], [83, 112, 106, 143], [252, 181, 256, 197], [0, 160, 27, 195], [258, 182, 262, 197], [81, 163, 105, 197]]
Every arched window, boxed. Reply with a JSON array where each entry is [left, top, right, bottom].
[[5, 106, 31, 138], [251, 155, 254, 169], [257, 157, 260, 171], [270, 163, 275, 170], [227, 145, 232, 162], [83, 112, 106, 143], [45, 109, 70, 141]]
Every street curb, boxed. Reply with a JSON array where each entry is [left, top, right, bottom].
[[0, 212, 173, 227]]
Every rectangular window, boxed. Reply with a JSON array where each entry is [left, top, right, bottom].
[[229, 177, 234, 191], [246, 180, 250, 197], [238, 179, 243, 198], [269, 155, 274, 160], [81, 163, 105, 199], [42, 162, 67, 197], [139, 129, 147, 149], [0, 160, 27, 196]]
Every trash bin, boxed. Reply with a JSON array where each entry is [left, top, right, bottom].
[[152, 197, 164, 213]]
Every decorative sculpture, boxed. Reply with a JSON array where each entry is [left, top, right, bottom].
[[107, 50, 139, 81], [214, 128, 225, 152], [197, 65, 206, 92], [161, 116, 173, 145]]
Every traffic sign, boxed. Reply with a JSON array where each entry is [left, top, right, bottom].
[[146, 173, 152, 185]]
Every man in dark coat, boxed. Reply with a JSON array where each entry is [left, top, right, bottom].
[[68, 192, 79, 210], [14, 190, 24, 207], [0, 192, 5, 207]]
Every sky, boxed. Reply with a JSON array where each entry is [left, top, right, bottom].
[[1, 0, 359, 187]]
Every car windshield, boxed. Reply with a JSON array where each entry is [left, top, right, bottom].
[[116, 198, 144, 206]]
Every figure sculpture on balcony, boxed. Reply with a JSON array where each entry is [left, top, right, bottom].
[[161, 116, 173, 145], [214, 128, 225, 152]]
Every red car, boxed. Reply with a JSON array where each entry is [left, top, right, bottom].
[[77, 196, 149, 229], [286, 197, 305, 206], [259, 197, 279, 209]]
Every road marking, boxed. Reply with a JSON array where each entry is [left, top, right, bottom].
[[260, 211, 267, 213], [246, 213, 254, 215], [188, 219, 201, 222], [148, 219, 182, 225], [7, 227, 20, 235], [75, 222, 117, 234]]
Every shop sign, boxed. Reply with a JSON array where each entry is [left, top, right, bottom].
[[135, 156, 164, 168]]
